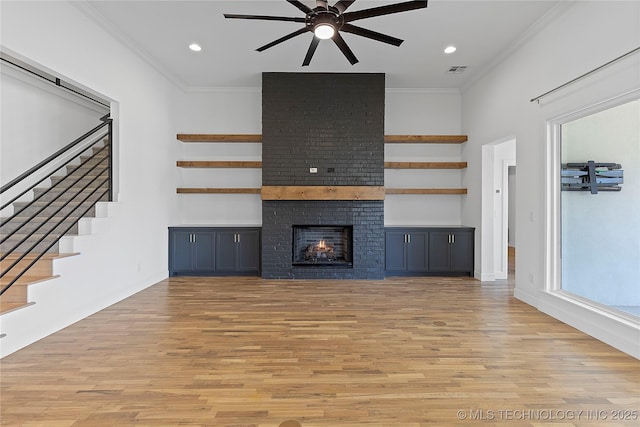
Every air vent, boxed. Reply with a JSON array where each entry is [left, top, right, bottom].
[[447, 65, 468, 74]]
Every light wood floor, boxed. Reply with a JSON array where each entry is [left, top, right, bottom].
[[1, 275, 638, 427]]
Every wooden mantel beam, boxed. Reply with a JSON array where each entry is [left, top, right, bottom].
[[261, 186, 385, 201]]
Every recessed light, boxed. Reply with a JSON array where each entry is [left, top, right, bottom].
[[189, 43, 202, 52], [444, 45, 457, 54]]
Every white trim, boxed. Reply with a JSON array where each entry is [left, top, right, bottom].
[[479, 272, 495, 282], [72, 1, 186, 91], [514, 288, 640, 359], [542, 89, 640, 359], [385, 87, 461, 95], [184, 86, 262, 94], [182, 86, 461, 95], [461, 2, 576, 93], [480, 136, 516, 281], [1, 60, 108, 114]]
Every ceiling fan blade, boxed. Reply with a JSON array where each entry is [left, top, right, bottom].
[[333, 0, 356, 14], [257, 27, 310, 52], [317, 0, 328, 8], [341, 23, 403, 46], [287, 0, 313, 14], [224, 14, 305, 23], [332, 32, 359, 65], [343, 0, 427, 22], [302, 37, 321, 66]]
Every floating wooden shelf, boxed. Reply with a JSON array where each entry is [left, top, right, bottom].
[[177, 134, 262, 143], [384, 161, 467, 169], [385, 188, 468, 195], [177, 188, 261, 194], [176, 134, 467, 144], [177, 161, 262, 168], [384, 135, 468, 144], [176, 134, 469, 197]]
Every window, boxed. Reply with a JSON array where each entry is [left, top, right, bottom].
[[553, 97, 639, 318]]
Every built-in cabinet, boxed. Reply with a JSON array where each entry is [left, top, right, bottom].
[[385, 227, 474, 276], [169, 227, 261, 276]]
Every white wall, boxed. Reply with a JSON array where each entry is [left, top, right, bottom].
[[461, 1, 640, 357], [176, 90, 263, 225], [0, 63, 108, 210], [0, 1, 181, 356], [385, 89, 463, 226], [176, 88, 463, 226]]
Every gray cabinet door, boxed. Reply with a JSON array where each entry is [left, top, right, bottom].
[[450, 230, 474, 273], [406, 231, 429, 272], [236, 230, 261, 272], [215, 231, 237, 272], [385, 231, 408, 272], [428, 231, 452, 272], [170, 230, 194, 274], [193, 231, 215, 271]]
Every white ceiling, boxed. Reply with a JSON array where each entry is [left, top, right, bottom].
[[80, 0, 561, 90]]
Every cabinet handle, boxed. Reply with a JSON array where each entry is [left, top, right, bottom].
[[237, 233, 240, 243], [407, 234, 411, 244], [448, 234, 452, 244], [452, 234, 455, 244]]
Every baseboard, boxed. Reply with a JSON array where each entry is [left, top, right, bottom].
[[515, 287, 640, 359], [478, 272, 495, 281]]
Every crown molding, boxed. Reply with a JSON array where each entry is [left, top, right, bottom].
[[461, 1, 577, 94], [72, 0, 187, 91]]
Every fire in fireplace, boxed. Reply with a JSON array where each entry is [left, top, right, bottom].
[[292, 225, 353, 266]]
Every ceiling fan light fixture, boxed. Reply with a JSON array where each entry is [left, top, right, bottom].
[[444, 45, 457, 54], [224, 0, 428, 66], [314, 23, 335, 39]]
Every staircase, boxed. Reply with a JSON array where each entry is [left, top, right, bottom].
[[0, 120, 112, 315]]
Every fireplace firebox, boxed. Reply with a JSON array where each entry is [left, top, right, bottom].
[[292, 225, 353, 266]]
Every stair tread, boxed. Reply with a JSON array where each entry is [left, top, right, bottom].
[[0, 301, 35, 315], [0, 253, 78, 260], [0, 274, 59, 286]]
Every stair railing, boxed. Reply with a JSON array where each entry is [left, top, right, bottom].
[[0, 115, 113, 297]]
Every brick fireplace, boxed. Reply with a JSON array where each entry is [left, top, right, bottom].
[[261, 72, 385, 279]]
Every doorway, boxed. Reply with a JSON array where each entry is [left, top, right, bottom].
[[481, 138, 516, 281]]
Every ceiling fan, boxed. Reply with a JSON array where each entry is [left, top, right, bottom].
[[224, 0, 428, 66]]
